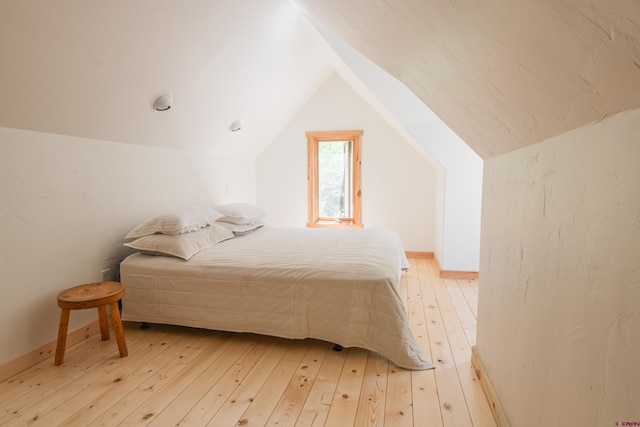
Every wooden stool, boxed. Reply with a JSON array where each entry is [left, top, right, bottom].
[[54, 281, 128, 365]]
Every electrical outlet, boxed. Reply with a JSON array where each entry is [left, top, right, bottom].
[[101, 268, 111, 282]]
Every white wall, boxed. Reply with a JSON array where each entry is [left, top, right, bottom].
[[256, 74, 436, 252], [0, 127, 255, 365], [308, 20, 482, 272], [407, 124, 483, 272], [477, 109, 640, 426]]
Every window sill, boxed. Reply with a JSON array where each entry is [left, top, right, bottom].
[[306, 221, 364, 229]]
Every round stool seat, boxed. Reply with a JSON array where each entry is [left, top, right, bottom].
[[54, 281, 128, 365], [58, 282, 125, 310]]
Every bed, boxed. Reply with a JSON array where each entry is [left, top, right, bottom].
[[119, 212, 432, 371]]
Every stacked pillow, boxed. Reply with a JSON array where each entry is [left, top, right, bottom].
[[124, 206, 223, 239], [214, 203, 266, 236], [123, 206, 233, 260], [123, 204, 268, 260]]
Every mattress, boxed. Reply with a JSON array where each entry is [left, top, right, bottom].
[[120, 226, 432, 370]]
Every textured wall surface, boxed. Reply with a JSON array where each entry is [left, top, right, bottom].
[[477, 109, 640, 426]]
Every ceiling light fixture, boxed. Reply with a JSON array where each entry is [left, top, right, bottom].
[[152, 94, 173, 111], [230, 119, 242, 132]]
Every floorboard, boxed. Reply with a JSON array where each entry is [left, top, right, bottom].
[[0, 258, 495, 426]]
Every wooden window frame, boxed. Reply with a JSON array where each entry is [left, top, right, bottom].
[[306, 130, 363, 228]]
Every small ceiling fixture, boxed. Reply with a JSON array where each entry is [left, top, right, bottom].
[[152, 93, 173, 111], [230, 119, 242, 132]]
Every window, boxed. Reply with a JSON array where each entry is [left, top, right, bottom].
[[306, 130, 363, 228]]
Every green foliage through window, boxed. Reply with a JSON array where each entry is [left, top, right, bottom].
[[318, 140, 353, 219]]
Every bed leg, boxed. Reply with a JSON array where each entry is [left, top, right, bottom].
[[332, 344, 343, 352], [140, 322, 150, 329]]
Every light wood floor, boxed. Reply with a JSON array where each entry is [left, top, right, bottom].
[[0, 259, 496, 426]]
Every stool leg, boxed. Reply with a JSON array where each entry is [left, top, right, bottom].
[[54, 309, 70, 366], [109, 301, 128, 358], [98, 305, 110, 341]]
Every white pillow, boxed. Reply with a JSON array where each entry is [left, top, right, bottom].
[[125, 206, 223, 239], [215, 203, 266, 225], [123, 224, 234, 260], [216, 219, 265, 236]]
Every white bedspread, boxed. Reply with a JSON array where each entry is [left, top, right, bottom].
[[120, 226, 432, 370]]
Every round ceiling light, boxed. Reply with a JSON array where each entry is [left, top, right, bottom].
[[152, 94, 173, 111], [230, 119, 242, 132]]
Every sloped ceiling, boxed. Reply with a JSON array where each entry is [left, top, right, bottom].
[[0, 0, 332, 157], [293, 0, 640, 158], [2, 1, 639, 159]]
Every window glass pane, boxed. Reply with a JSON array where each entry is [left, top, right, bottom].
[[318, 140, 353, 219]]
